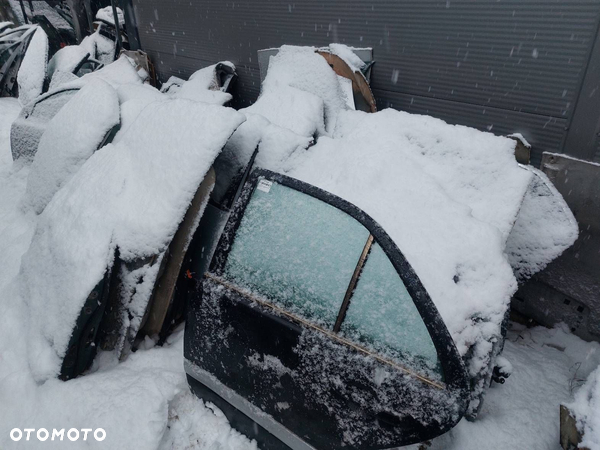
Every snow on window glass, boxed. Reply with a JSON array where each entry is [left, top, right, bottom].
[[31, 90, 77, 120], [341, 243, 442, 380], [224, 180, 369, 328]]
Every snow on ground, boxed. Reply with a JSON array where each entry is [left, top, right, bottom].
[[422, 323, 600, 450], [569, 365, 600, 449]]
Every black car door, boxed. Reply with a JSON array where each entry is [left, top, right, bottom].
[[185, 169, 469, 450]]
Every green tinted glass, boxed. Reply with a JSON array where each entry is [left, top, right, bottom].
[[341, 243, 442, 379], [224, 179, 369, 328]]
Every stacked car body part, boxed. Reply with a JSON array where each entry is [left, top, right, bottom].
[[4, 34, 580, 450]]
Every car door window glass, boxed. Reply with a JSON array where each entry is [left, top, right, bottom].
[[340, 243, 443, 380], [224, 180, 370, 328], [32, 90, 77, 120]]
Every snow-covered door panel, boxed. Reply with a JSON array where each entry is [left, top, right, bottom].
[[185, 169, 469, 449]]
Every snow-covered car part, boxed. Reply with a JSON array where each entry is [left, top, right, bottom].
[[95, 5, 125, 28], [23, 78, 120, 214], [60, 250, 118, 381], [315, 50, 376, 113], [46, 12, 125, 89], [47, 32, 111, 82], [47, 45, 103, 82], [506, 165, 579, 283], [564, 366, 600, 449], [27, 9, 76, 55], [0, 24, 38, 97], [11, 55, 144, 162], [185, 169, 470, 450], [210, 114, 313, 207], [119, 49, 155, 86], [139, 168, 216, 339], [104, 167, 217, 355], [94, 21, 125, 58], [167, 62, 237, 105], [19, 99, 245, 382], [252, 45, 356, 137], [197, 45, 578, 421], [10, 83, 79, 161], [16, 24, 48, 105]]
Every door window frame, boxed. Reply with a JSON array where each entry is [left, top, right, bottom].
[[209, 168, 468, 393]]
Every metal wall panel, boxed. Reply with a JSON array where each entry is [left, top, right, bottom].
[[513, 153, 600, 342], [562, 18, 600, 163], [132, 0, 600, 163]]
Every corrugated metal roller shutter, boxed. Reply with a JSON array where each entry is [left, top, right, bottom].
[[132, 0, 600, 165]]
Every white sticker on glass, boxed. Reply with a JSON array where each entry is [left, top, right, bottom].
[[257, 179, 273, 193]]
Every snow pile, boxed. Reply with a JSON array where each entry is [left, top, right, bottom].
[[47, 45, 90, 81], [332, 109, 532, 241], [506, 166, 579, 281], [174, 63, 234, 106], [243, 84, 324, 137], [11, 55, 144, 162], [19, 99, 244, 381], [113, 83, 165, 142], [23, 79, 120, 214], [17, 26, 48, 106], [96, 6, 125, 26], [48, 22, 123, 85], [159, 388, 258, 450], [570, 366, 600, 449], [327, 43, 367, 72], [257, 46, 349, 135]]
